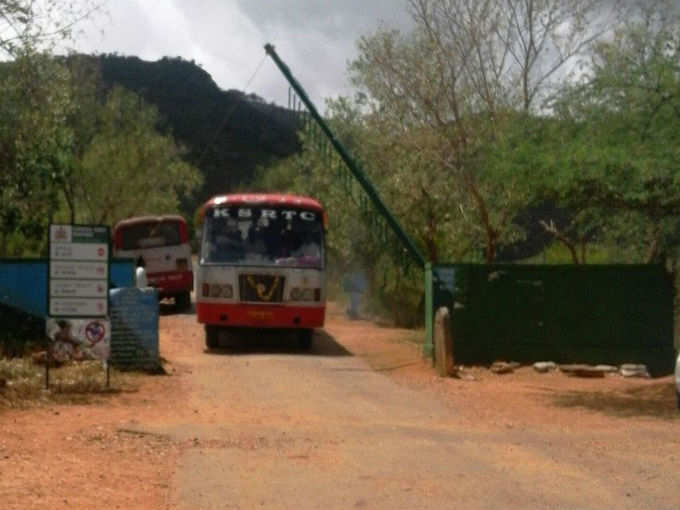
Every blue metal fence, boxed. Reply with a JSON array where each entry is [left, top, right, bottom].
[[0, 258, 135, 317]]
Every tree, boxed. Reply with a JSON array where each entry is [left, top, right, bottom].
[[57, 55, 102, 224], [0, 53, 74, 255], [349, 0, 621, 262], [0, 0, 102, 57], [0, 1, 103, 255], [544, 0, 680, 264], [73, 86, 203, 226]]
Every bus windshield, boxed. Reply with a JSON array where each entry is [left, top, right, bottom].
[[201, 206, 324, 269], [119, 220, 182, 250]]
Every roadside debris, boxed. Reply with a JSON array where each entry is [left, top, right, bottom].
[[619, 364, 650, 378], [452, 367, 477, 381], [533, 361, 557, 373], [525, 362, 651, 378], [558, 364, 606, 378], [490, 361, 520, 374], [594, 365, 619, 374]]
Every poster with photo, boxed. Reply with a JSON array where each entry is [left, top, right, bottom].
[[46, 318, 111, 362]]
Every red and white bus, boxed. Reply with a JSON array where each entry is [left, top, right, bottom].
[[196, 193, 326, 349], [113, 215, 194, 309]]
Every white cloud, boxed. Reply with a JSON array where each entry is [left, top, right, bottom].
[[73, 0, 412, 108]]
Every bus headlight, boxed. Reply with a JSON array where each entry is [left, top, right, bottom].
[[289, 287, 320, 302], [202, 283, 233, 298]]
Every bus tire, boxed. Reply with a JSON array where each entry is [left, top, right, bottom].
[[176, 291, 191, 311], [205, 325, 219, 350], [298, 329, 313, 350]]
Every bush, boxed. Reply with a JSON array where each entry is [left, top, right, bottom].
[[0, 304, 45, 358]]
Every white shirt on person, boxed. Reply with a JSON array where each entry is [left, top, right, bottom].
[[135, 266, 148, 288]]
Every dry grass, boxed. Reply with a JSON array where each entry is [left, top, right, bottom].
[[0, 357, 139, 409]]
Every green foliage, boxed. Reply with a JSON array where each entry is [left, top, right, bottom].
[[542, 0, 680, 263], [0, 1, 103, 255], [0, 0, 101, 57], [0, 54, 204, 255], [253, 0, 680, 325], [74, 86, 203, 226], [0, 53, 74, 256], [0, 304, 44, 358]]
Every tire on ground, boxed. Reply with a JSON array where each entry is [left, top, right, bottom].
[[205, 325, 219, 350], [175, 291, 191, 311], [298, 329, 313, 350]]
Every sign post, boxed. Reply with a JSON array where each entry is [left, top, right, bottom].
[[47, 225, 111, 388]]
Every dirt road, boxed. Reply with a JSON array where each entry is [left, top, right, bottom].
[[2, 304, 680, 509], [158, 307, 680, 510]]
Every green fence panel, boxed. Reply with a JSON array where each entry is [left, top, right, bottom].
[[432, 264, 675, 376]]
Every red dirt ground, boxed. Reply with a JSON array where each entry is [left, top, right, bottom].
[[1, 303, 678, 509]]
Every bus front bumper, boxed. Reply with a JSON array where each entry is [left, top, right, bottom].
[[147, 270, 193, 297], [196, 302, 325, 329]]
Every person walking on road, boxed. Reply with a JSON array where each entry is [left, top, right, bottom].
[[135, 256, 148, 288], [343, 265, 367, 320]]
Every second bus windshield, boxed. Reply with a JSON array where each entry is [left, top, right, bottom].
[[201, 206, 324, 268]]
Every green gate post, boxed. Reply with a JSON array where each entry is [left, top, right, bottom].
[[424, 262, 434, 361]]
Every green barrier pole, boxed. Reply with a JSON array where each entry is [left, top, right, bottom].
[[264, 43, 426, 270], [424, 262, 434, 361]]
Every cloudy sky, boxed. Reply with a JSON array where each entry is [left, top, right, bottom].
[[74, 0, 413, 108]]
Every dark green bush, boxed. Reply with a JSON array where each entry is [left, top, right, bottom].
[[0, 304, 45, 358]]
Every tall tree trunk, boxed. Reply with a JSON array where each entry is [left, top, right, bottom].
[[485, 234, 497, 264], [645, 236, 659, 264], [540, 219, 581, 264], [464, 171, 499, 263]]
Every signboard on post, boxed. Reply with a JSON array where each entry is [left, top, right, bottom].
[[49, 224, 109, 318], [47, 224, 111, 368]]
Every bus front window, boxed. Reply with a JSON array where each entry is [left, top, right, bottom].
[[201, 207, 324, 268], [121, 221, 181, 250]]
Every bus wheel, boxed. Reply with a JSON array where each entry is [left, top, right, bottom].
[[298, 329, 313, 351], [205, 325, 220, 350], [176, 291, 191, 311]]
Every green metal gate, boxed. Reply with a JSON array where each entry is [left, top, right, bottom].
[[432, 264, 675, 376]]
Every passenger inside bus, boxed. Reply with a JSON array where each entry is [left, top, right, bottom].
[[202, 209, 322, 268], [247, 218, 269, 258], [291, 232, 321, 260], [208, 219, 244, 262]]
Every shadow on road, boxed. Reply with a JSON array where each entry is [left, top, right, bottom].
[[549, 380, 679, 419], [204, 328, 352, 357]]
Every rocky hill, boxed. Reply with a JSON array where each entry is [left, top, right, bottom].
[[95, 54, 300, 211]]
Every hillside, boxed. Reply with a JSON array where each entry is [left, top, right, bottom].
[[87, 55, 553, 260], [95, 54, 300, 212]]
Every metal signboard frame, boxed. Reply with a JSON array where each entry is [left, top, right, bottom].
[[46, 224, 111, 389], [48, 224, 110, 319]]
